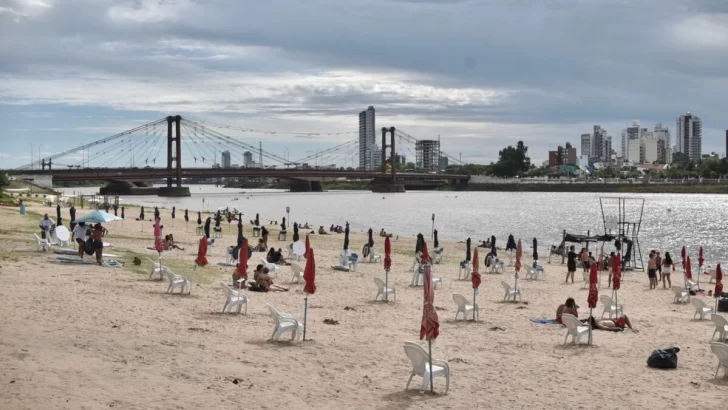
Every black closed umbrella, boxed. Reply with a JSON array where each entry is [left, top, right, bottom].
[[184, 209, 189, 222], [197, 211, 202, 226], [120, 206, 125, 219], [343, 222, 350, 251], [433, 229, 439, 249], [154, 207, 159, 219], [533, 238, 538, 261], [281, 217, 286, 231], [293, 222, 300, 242], [113, 205, 118, 216], [415, 233, 425, 254], [491, 235, 497, 257], [69, 205, 76, 225], [227, 212, 232, 224], [56, 204, 63, 226], [367, 228, 374, 248], [506, 234, 517, 251], [140, 206, 145, 221], [104, 204, 110, 213], [204, 217, 211, 238], [238, 213, 243, 228], [466, 237, 471, 262], [255, 213, 260, 226], [215, 211, 221, 228], [172, 207, 176, 219]]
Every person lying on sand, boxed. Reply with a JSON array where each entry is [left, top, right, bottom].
[[588, 315, 638, 332]]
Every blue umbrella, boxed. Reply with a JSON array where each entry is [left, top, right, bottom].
[[75, 210, 123, 224]]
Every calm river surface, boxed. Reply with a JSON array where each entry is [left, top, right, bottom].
[[63, 186, 728, 264]]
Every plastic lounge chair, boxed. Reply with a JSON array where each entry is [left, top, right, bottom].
[[220, 282, 248, 314], [146, 257, 171, 280], [528, 261, 544, 279], [561, 313, 590, 345], [374, 277, 396, 301], [164, 269, 193, 295], [410, 267, 442, 288], [600, 295, 623, 319], [34, 233, 50, 252], [691, 298, 713, 320], [712, 314, 728, 342], [685, 278, 699, 292], [403, 341, 450, 394], [290, 263, 304, 284], [267, 303, 302, 342], [433, 248, 444, 264], [452, 293, 479, 320], [501, 281, 521, 302], [671, 286, 689, 303], [458, 261, 471, 280], [710, 342, 728, 378], [259, 257, 280, 277]]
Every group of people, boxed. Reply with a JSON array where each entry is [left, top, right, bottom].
[[647, 250, 675, 289], [556, 297, 638, 332], [69, 220, 106, 265], [232, 264, 289, 292]]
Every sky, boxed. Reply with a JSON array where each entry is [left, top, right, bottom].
[[1, 0, 728, 169]]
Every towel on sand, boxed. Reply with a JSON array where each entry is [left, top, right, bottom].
[[531, 318, 558, 324]]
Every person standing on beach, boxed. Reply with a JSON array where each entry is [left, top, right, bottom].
[[92, 223, 104, 265], [655, 251, 663, 282], [661, 252, 674, 289], [580, 248, 590, 273], [73, 222, 87, 259], [39, 213, 54, 239], [566, 246, 577, 283], [647, 251, 657, 289]]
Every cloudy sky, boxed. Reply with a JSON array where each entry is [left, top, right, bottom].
[[1, 0, 727, 168]]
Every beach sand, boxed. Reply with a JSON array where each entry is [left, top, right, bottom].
[[0, 203, 726, 410]]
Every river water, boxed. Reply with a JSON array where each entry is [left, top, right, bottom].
[[62, 185, 728, 264]]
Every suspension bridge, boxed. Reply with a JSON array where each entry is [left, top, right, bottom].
[[8, 115, 469, 195]]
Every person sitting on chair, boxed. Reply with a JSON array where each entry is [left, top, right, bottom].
[[39, 213, 55, 239]]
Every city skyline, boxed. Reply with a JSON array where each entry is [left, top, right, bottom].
[[1, 1, 727, 168]]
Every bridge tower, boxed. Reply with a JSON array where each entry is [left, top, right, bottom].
[[158, 115, 191, 197], [372, 126, 405, 193]]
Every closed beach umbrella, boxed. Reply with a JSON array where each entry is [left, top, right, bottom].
[[140, 206, 145, 221], [172, 207, 176, 219], [303, 248, 317, 341], [69, 205, 76, 225], [197, 211, 202, 226], [698, 246, 704, 288], [227, 212, 232, 224], [465, 237, 471, 262], [587, 263, 599, 344], [305, 234, 310, 256], [384, 236, 392, 301], [154, 207, 159, 219], [715, 264, 723, 312], [255, 213, 260, 226], [415, 233, 425, 254], [281, 217, 286, 231], [104, 204, 110, 213], [471, 247, 481, 318], [184, 209, 189, 222], [343, 222, 350, 251], [613, 253, 622, 290], [293, 222, 300, 242], [215, 211, 221, 228], [367, 228, 374, 248], [433, 229, 439, 249], [56, 204, 63, 226], [514, 239, 522, 292], [113, 205, 118, 216], [598, 249, 605, 272], [120, 206, 125, 219], [532, 238, 538, 261], [685, 255, 693, 280], [681, 246, 686, 270], [204, 217, 211, 238], [506, 234, 517, 251], [236, 238, 248, 286], [491, 235, 497, 257], [153, 218, 165, 268], [195, 237, 208, 267], [419, 243, 440, 394]]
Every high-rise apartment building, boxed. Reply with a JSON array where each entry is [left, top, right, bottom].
[[358, 106, 376, 170], [221, 151, 231, 168], [676, 112, 702, 161], [580, 133, 591, 158], [415, 140, 440, 172], [653, 124, 671, 164], [621, 121, 640, 158], [243, 151, 253, 168]]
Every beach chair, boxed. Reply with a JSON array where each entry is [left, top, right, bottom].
[[685, 277, 699, 292], [600, 295, 623, 319], [561, 313, 590, 345], [364, 248, 381, 264], [34, 233, 50, 252], [374, 277, 396, 302], [266, 303, 302, 342], [220, 282, 248, 314], [290, 263, 304, 284], [164, 269, 193, 295], [452, 293, 479, 320], [146, 257, 172, 280], [528, 261, 544, 279], [581, 270, 590, 288], [710, 342, 728, 378], [691, 298, 713, 320], [410, 266, 442, 288], [501, 281, 521, 302], [433, 248, 444, 264], [458, 260, 471, 280], [196, 225, 203, 236], [488, 258, 505, 274], [671, 286, 689, 303], [712, 314, 728, 342], [403, 341, 450, 394], [410, 253, 422, 272], [259, 257, 280, 277]]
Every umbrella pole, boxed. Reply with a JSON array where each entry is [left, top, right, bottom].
[[385, 269, 389, 302], [428, 339, 434, 394], [514, 272, 519, 295], [473, 288, 477, 321], [588, 308, 593, 345], [303, 294, 309, 341]]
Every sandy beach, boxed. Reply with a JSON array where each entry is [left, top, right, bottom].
[[0, 203, 726, 410]]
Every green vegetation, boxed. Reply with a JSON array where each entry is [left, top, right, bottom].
[[321, 180, 371, 190]]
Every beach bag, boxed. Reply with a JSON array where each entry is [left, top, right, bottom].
[[83, 238, 95, 255], [647, 347, 679, 369]]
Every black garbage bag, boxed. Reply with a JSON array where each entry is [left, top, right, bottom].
[[83, 238, 95, 256], [647, 347, 680, 369]]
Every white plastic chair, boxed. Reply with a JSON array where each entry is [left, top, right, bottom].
[[501, 281, 521, 302], [710, 342, 728, 378], [290, 263, 304, 284], [562, 313, 590, 345], [528, 262, 544, 279], [164, 269, 193, 294], [267, 303, 302, 342], [685, 278, 699, 292], [34, 233, 50, 252], [671, 286, 689, 303], [458, 261, 471, 280], [489, 259, 505, 274], [433, 248, 444, 264], [410, 268, 442, 288], [691, 298, 713, 320], [410, 253, 422, 272], [55, 226, 71, 248], [146, 257, 171, 280], [452, 293, 479, 320], [581, 271, 590, 289], [712, 314, 728, 342], [259, 257, 280, 277], [403, 341, 450, 394], [600, 295, 623, 318], [220, 282, 248, 314], [374, 277, 396, 301]]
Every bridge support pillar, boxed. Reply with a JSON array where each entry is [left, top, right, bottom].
[[289, 180, 313, 192], [371, 177, 405, 193], [160, 115, 190, 197]]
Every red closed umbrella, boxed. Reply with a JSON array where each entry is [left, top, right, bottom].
[[305, 234, 310, 256], [236, 238, 248, 286], [471, 248, 481, 320], [612, 253, 622, 291], [302, 248, 316, 341], [685, 255, 692, 280], [419, 244, 439, 394], [195, 236, 208, 267], [153, 218, 165, 272], [587, 263, 599, 344], [698, 247, 704, 289], [383, 236, 392, 301], [715, 264, 723, 312], [514, 239, 522, 293], [681, 246, 686, 270]]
